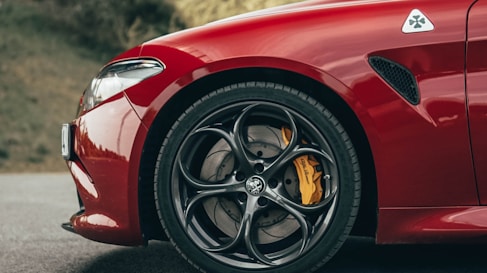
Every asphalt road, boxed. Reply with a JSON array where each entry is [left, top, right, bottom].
[[0, 173, 485, 273]]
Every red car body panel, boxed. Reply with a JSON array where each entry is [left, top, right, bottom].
[[66, 0, 487, 246], [69, 92, 145, 245], [467, 1, 487, 204], [378, 206, 487, 244]]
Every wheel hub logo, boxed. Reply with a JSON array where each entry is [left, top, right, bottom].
[[246, 176, 265, 195]]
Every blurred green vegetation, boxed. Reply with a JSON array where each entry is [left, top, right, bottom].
[[0, 0, 101, 172], [0, 0, 299, 172], [39, 0, 185, 60]]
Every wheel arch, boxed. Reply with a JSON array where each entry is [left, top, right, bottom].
[[138, 67, 377, 241]]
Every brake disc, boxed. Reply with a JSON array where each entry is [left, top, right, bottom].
[[200, 125, 301, 244]]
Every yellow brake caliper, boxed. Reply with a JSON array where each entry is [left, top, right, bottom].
[[281, 127, 323, 205]]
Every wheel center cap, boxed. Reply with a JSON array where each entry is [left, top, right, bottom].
[[246, 176, 265, 195]]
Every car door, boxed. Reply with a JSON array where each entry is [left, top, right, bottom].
[[467, 0, 487, 204]]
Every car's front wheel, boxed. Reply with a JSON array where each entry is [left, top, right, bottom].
[[155, 82, 360, 273]]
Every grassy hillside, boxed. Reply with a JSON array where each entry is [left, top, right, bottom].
[[174, 0, 300, 27], [0, 0, 300, 173], [0, 1, 101, 172]]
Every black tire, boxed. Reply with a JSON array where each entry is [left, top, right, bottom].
[[154, 82, 360, 273]]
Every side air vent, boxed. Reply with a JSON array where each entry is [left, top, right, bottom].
[[369, 56, 420, 105]]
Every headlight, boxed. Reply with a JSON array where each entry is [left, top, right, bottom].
[[81, 59, 164, 112]]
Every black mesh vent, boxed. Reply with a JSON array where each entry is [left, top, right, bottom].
[[369, 56, 420, 105]]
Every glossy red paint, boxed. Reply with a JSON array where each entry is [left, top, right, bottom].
[[467, 0, 487, 204], [134, 0, 477, 208], [378, 206, 487, 244], [68, 92, 146, 245], [64, 0, 487, 252]]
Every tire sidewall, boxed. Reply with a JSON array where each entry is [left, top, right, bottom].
[[155, 82, 360, 273]]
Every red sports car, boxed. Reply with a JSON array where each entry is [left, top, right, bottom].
[[61, 0, 487, 272]]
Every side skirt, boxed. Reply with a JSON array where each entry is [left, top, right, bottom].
[[377, 206, 487, 244]]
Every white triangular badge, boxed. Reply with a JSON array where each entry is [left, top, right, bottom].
[[402, 9, 434, 34]]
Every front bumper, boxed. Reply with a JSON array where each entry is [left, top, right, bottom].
[[62, 92, 146, 246]]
